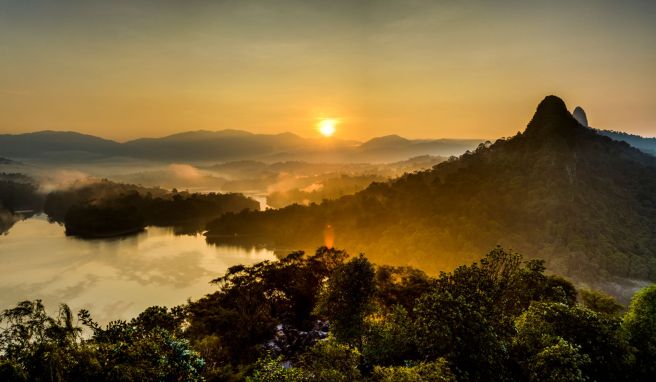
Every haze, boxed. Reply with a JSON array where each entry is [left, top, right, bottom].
[[1, 0, 655, 140]]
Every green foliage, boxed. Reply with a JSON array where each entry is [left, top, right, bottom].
[[543, 275, 578, 306], [412, 248, 574, 381], [298, 338, 362, 382], [246, 355, 309, 382], [247, 339, 362, 382], [372, 359, 456, 382], [513, 301, 633, 382], [525, 337, 589, 382], [0, 301, 203, 382], [413, 288, 505, 381], [187, 247, 347, 368], [315, 254, 376, 345], [623, 284, 656, 380], [362, 305, 415, 366], [0, 301, 83, 381], [579, 289, 624, 315], [3, 247, 654, 381], [374, 266, 433, 315], [91, 323, 205, 381], [0, 358, 28, 382]]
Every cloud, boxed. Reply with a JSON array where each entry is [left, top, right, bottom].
[[168, 163, 202, 180], [38, 170, 92, 193]]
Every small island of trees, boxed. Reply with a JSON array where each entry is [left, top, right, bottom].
[[43, 179, 260, 238]]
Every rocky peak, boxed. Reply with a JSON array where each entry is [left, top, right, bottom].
[[524, 95, 584, 140], [572, 106, 589, 127]]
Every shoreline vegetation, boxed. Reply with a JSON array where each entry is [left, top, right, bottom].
[[0, 173, 44, 234], [1, 246, 655, 381], [0, 175, 260, 238], [57, 192, 259, 239]]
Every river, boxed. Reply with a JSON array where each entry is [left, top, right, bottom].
[[0, 215, 275, 323]]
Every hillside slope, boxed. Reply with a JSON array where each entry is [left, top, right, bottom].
[[206, 96, 656, 283]]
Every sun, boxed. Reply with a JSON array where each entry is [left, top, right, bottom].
[[318, 118, 337, 137]]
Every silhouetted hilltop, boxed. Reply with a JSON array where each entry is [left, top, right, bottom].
[[359, 135, 411, 150], [524, 95, 593, 142], [206, 95, 656, 285], [0, 131, 123, 161]]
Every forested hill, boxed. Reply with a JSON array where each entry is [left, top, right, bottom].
[[206, 95, 656, 284]]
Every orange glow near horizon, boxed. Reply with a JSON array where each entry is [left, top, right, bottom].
[[1, 1, 655, 140]]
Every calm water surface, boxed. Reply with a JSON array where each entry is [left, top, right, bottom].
[[0, 215, 275, 323]]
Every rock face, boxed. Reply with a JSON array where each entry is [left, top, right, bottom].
[[572, 106, 588, 127]]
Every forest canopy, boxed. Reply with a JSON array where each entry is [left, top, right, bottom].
[[1, 246, 654, 381], [205, 96, 656, 285]]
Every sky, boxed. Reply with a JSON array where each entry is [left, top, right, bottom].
[[1, 0, 655, 141]]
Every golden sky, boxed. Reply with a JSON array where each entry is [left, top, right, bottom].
[[1, 0, 655, 141]]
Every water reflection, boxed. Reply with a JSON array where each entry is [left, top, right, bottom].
[[0, 215, 275, 323]]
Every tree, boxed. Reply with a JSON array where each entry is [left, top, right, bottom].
[[413, 288, 507, 381], [579, 289, 624, 315], [0, 300, 85, 381], [513, 301, 633, 382], [315, 255, 376, 345], [362, 305, 416, 366], [186, 247, 347, 366], [247, 355, 309, 382], [0, 301, 204, 382], [89, 321, 205, 382], [623, 284, 656, 381], [410, 248, 583, 381], [298, 338, 362, 382], [372, 359, 456, 382], [524, 337, 589, 382], [374, 266, 433, 315]]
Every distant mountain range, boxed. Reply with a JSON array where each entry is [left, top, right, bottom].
[[0, 130, 482, 164], [206, 96, 656, 290], [596, 129, 656, 156], [568, 105, 656, 155]]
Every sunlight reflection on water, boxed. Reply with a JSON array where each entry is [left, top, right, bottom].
[[0, 215, 275, 323]]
